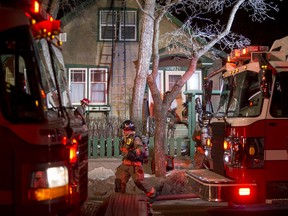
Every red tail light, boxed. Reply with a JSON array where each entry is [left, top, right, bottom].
[[230, 185, 257, 204], [69, 138, 78, 163], [62, 136, 67, 145], [69, 145, 77, 163], [239, 188, 250, 196]]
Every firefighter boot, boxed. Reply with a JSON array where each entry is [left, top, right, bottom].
[[115, 178, 126, 193]]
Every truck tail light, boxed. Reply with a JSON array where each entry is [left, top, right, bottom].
[[69, 138, 78, 163], [62, 136, 67, 145], [231, 185, 257, 204], [28, 166, 69, 201], [239, 187, 250, 196]]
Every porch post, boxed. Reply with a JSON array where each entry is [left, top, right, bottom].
[[184, 90, 202, 159]]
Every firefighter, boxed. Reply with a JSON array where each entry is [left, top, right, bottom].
[[193, 122, 205, 169], [74, 98, 90, 124], [114, 120, 156, 200]]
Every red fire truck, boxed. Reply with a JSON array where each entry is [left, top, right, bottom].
[[0, 1, 88, 215], [186, 37, 288, 205]]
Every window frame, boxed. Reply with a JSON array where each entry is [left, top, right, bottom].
[[68, 67, 108, 106], [99, 9, 138, 42], [88, 68, 108, 105], [68, 68, 88, 105]]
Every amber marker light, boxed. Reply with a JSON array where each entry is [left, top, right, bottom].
[[223, 140, 229, 150]]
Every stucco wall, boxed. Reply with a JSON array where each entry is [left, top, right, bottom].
[[60, 0, 214, 119], [61, 0, 185, 118]]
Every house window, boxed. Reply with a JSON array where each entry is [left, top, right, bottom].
[[69, 67, 108, 105], [89, 68, 108, 104], [168, 74, 182, 99], [69, 68, 87, 104], [99, 9, 137, 41]]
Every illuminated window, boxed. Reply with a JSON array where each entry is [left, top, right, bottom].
[[69, 68, 87, 104], [69, 68, 108, 105], [89, 68, 108, 104], [99, 9, 137, 41]]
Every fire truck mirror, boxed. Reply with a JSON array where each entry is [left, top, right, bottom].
[[260, 68, 272, 99]]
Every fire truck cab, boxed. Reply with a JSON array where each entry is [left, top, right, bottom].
[[186, 36, 288, 205], [0, 1, 87, 215]]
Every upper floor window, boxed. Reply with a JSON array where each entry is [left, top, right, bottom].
[[99, 9, 137, 41]]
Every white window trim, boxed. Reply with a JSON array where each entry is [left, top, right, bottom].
[[148, 70, 163, 105], [68, 68, 88, 105], [165, 71, 187, 101], [88, 68, 108, 105], [99, 10, 116, 41], [119, 10, 137, 41], [99, 9, 137, 41], [165, 70, 202, 102], [186, 70, 202, 91]]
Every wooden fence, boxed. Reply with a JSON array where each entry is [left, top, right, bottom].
[[88, 136, 191, 159]]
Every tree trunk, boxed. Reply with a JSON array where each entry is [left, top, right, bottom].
[[131, 0, 155, 132], [153, 105, 168, 177], [41, 0, 60, 20], [149, 57, 199, 177], [49, 0, 60, 19]]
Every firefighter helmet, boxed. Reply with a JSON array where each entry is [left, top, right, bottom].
[[120, 120, 135, 131], [81, 98, 90, 105]]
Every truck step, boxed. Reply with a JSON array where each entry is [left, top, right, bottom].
[[186, 169, 256, 202]]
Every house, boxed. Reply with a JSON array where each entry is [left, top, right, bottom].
[[60, 0, 222, 121]]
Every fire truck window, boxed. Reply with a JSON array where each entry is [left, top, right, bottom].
[[0, 26, 45, 123], [19, 56, 31, 95], [217, 76, 232, 115], [51, 43, 72, 109], [3, 55, 15, 86], [0, 54, 40, 122], [228, 71, 263, 117], [36, 39, 60, 110], [270, 73, 288, 117], [2, 55, 30, 94]]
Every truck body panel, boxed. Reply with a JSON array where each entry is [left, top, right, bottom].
[[0, 2, 87, 215], [187, 38, 288, 204]]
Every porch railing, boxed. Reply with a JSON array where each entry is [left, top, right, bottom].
[[88, 136, 191, 159]]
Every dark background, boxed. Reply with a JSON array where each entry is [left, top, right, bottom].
[[58, 0, 288, 49], [231, 0, 288, 48]]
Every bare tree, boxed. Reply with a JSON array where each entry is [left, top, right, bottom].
[[41, 0, 85, 19], [41, 0, 60, 19], [134, 0, 278, 177], [131, 0, 156, 130]]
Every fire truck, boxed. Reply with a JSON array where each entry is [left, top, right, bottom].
[[186, 36, 288, 205], [0, 1, 88, 215]]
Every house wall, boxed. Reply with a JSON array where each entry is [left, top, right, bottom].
[[60, 0, 211, 120]]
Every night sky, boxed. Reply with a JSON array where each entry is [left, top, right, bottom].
[[60, 0, 288, 49], [231, 0, 288, 48]]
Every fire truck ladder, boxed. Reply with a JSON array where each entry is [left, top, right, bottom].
[[110, 0, 129, 118]]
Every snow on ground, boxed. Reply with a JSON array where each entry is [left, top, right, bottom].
[[88, 167, 194, 201]]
